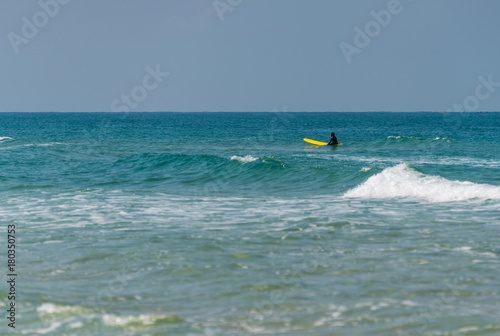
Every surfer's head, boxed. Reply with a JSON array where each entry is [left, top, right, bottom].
[[331, 132, 335, 136]]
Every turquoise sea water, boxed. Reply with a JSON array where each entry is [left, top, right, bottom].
[[1, 112, 499, 335]]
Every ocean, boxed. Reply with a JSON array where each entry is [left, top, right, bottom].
[[1, 112, 499, 335]]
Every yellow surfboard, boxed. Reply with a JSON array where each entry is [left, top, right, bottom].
[[303, 138, 342, 146], [304, 138, 328, 146]]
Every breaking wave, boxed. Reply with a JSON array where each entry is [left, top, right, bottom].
[[344, 164, 500, 202], [230, 155, 259, 163]]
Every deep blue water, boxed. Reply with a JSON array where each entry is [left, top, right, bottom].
[[0, 112, 499, 335]]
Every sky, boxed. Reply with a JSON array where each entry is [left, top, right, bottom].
[[1, 0, 500, 112]]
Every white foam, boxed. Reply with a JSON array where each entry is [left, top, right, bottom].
[[0, 136, 13, 141], [20, 322, 62, 335], [387, 135, 454, 141], [344, 164, 500, 202], [457, 326, 479, 333], [230, 155, 259, 163], [333, 154, 500, 168], [34, 142, 64, 147], [0, 142, 64, 150], [102, 313, 182, 327], [37, 303, 91, 315]]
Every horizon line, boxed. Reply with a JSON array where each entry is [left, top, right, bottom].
[[0, 111, 499, 113]]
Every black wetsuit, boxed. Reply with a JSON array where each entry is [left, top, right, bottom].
[[328, 136, 338, 145]]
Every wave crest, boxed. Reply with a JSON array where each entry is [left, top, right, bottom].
[[387, 136, 454, 142], [231, 155, 259, 163], [344, 164, 500, 202]]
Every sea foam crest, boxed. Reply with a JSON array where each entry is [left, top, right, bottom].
[[230, 155, 259, 163], [387, 135, 454, 142], [37, 303, 93, 316], [0, 136, 13, 141], [344, 164, 500, 202], [102, 313, 183, 326]]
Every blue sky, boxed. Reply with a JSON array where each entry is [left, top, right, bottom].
[[1, 0, 500, 112]]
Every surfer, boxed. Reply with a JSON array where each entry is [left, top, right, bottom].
[[328, 132, 338, 145]]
